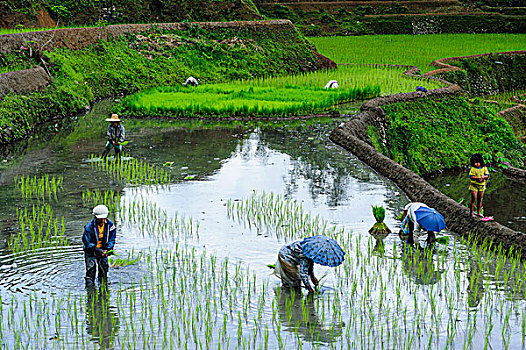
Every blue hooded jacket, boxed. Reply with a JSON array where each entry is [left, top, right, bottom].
[[82, 218, 116, 253]]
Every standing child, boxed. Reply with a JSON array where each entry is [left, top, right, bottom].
[[469, 153, 489, 218]]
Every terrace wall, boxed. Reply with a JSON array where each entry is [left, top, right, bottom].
[[330, 64, 526, 256], [0, 20, 296, 54], [0, 66, 49, 97]]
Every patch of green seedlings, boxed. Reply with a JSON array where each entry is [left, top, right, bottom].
[[82, 189, 121, 214], [8, 203, 68, 254], [120, 191, 200, 241], [89, 154, 171, 185], [118, 83, 379, 118], [14, 174, 63, 200], [109, 250, 142, 268], [226, 191, 345, 241]]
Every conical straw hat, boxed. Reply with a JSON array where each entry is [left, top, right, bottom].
[[105, 114, 122, 122]]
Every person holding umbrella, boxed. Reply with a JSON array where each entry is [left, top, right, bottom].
[[274, 235, 345, 294], [400, 202, 446, 245]]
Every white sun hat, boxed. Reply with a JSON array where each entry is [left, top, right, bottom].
[[92, 205, 109, 219]]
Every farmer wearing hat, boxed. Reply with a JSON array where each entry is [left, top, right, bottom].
[[82, 205, 117, 284], [102, 114, 125, 159]]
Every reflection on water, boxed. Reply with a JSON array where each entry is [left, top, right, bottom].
[[86, 284, 119, 350], [276, 287, 343, 345]]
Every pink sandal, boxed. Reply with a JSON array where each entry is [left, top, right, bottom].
[[480, 216, 494, 222]]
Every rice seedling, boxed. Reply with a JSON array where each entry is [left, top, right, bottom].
[[14, 174, 63, 200], [88, 154, 171, 185], [8, 203, 68, 254], [368, 205, 391, 237], [82, 188, 121, 214]]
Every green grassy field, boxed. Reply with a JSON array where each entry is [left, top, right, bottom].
[[311, 34, 526, 72]]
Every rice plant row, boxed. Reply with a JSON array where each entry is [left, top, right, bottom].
[[89, 155, 171, 186], [14, 174, 63, 200], [8, 204, 68, 254], [119, 194, 199, 241], [82, 189, 121, 215], [226, 191, 345, 241]]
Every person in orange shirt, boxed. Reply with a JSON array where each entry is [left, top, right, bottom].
[[82, 205, 117, 285]]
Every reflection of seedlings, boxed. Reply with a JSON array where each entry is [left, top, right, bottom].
[[226, 191, 345, 240], [15, 174, 63, 200]]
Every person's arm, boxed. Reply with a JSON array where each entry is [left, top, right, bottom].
[[299, 259, 315, 293], [308, 262, 318, 288], [106, 125, 112, 141], [105, 222, 117, 252]]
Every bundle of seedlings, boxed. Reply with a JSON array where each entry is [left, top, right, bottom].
[[369, 205, 391, 237]]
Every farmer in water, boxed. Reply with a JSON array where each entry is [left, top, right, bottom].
[[400, 202, 446, 245], [274, 235, 345, 294], [102, 114, 125, 159], [82, 205, 117, 285]]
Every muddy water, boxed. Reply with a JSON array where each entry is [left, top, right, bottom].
[[1, 100, 526, 349]]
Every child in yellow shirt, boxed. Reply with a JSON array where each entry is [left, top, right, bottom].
[[469, 153, 489, 218]]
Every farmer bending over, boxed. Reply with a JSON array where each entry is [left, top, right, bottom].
[[82, 205, 116, 285], [274, 236, 345, 294], [401, 202, 446, 245], [102, 114, 125, 159]]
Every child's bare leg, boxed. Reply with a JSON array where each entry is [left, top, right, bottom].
[[477, 191, 485, 216], [469, 190, 477, 216]]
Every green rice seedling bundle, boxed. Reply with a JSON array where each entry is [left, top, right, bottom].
[[227, 191, 345, 241], [82, 189, 121, 214], [311, 34, 526, 72], [89, 155, 171, 185], [119, 84, 379, 118], [14, 174, 63, 200], [368, 205, 391, 237], [8, 204, 68, 254]]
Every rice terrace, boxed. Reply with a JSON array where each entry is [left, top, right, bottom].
[[0, 0, 526, 349]]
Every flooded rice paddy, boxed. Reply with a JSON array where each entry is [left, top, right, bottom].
[[1, 101, 526, 349]]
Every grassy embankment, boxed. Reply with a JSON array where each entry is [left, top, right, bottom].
[[313, 34, 526, 174], [0, 24, 322, 144]]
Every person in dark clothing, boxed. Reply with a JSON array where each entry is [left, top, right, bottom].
[[82, 205, 117, 285], [102, 114, 125, 159]]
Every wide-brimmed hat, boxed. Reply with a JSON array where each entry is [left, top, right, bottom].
[[105, 114, 122, 122]]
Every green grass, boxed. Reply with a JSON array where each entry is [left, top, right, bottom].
[[311, 34, 526, 72], [382, 96, 526, 174]]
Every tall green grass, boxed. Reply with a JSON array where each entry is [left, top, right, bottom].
[[311, 34, 526, 72]]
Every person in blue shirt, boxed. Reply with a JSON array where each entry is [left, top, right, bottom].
[[82, 205, 116, 285], [274, 240, 319, 294], [102, 114, 125, 159]]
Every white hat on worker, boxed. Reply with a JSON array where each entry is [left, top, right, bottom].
[[93, 205, 109, 219]]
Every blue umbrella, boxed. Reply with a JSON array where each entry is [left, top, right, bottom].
[[300, 235, 345, 267], [414, 207, 446, 232]]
